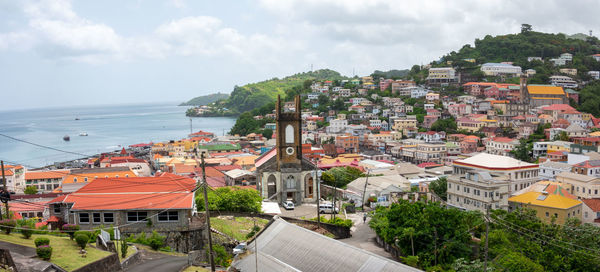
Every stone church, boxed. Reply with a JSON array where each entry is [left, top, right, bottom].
[[255, 95, 317, 205]]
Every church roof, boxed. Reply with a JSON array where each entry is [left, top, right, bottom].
[[527, 85, 565, 95]]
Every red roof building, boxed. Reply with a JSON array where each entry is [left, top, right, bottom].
[[48, 175, 197, 231]]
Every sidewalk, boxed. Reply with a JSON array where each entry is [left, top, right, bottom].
[[339, 212, 393, 260]]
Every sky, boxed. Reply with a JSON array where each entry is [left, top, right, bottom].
[[0, 0, 599, 110]]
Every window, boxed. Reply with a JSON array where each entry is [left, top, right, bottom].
[[73, 178, 78, 183], [286, 175, 296, 189], [93, 212, 101, 224], [546, 212, 549, 217], [158, 211, 179, 222], [84, 177, 88, 182], [103, 213, 114, 223], [53, 205, 60, 213], [127, 211, 148, 222], [79, 213, 90, 224]]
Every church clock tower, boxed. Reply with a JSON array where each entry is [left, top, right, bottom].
[[275, 95, 302, 171]]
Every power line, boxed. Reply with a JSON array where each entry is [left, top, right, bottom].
[[0, 133, 93, 158], [491, 214, 600, 254], [490, 216, 600, 260]]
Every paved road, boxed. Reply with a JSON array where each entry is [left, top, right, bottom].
[[125, 255, 187, 272], [339, 212, 393, 260], [125, 250, 188, 272]]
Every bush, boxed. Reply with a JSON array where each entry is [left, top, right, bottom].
[[206, 244, 232, 267], [75, 234, 89, 249], [36, 245, 52, 260], [61, 224, 80, 240], [148, 231, 165, 250], [74, 231, 91, 241], [21, 226, 33, 239], [0, 219, 16, 234], [34, 237, 50, 247], [245, 226, 261, 239], [120, 239, 128, 259]]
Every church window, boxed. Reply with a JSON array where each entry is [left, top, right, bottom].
[[285, 125, 294, 144], [286, 175, 295, 189]]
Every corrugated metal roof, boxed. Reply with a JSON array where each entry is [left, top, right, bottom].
[[232, 218, 421, 272]]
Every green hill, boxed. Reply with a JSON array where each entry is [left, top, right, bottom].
[[220, 69, 347, 113], [179, 92, 229, 106]]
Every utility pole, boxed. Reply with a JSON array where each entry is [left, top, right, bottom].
[[361, 169, 371, 211], [332, 175, 337, 220], [314, 159, 320, 229], [1, 161, 8, 220], [254, 218, 258, 272], [201, 153, 216, 272]]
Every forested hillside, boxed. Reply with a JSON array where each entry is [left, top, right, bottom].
[[221, 69, 347, 113], [179, 93, 229, 106]]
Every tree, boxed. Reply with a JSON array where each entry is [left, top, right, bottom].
[[195, 187, 262, 213], [24, 186, 37, 195], [511, 138, 532, 162], [262, 128, 273, 139], [521, 24, 533, 33], [403, 227, 416, 256], [429, 177, 447, 201], [431, 118, 457, 132]]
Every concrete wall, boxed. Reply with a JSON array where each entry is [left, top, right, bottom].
[[0, 249, 16, 271], [120, 248, 142, 270], [72, 253, 121, 272]]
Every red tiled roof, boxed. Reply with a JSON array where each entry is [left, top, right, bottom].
[[213, 165, 242, 172], [582, 198, 600, 212], [57, 176, 196, 211], [194, 166, 225, 178], [542, 104, 575, 111], [492, 137, 516, 143], [25, 170, 70, 180]]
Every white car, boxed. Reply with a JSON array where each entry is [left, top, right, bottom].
[[319, 203, 338, 214], [233, 243, 247, 255], [283, 200, 295, 210]]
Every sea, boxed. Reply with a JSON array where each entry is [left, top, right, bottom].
[[0, 103, 236, 168]]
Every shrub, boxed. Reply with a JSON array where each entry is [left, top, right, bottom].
[[21, 226, 33, 239], [206, 244, 231, 267], [75, 234, 89, 249], [74, 231, 91, 241], [34, 237, 50, 247], [245, 226, 261, 239], [148, 231, 165, 250], [61, 224, 80, 240], [0, 219, 16, 234], [120, 239, 128, 258], [36, 245, 52, 260]]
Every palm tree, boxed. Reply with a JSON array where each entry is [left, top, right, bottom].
[[403, 227, 416, 256]]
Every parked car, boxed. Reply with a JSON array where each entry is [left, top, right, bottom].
[[282, 200, 295, 210], [319, 203, 338, 214], [233, 242, 247, 255]]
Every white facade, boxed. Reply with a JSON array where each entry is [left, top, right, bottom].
[[410, 88, 429, 98], [480, 63, 522, 77], [539, 161, 572, 180], [550, 75, 578, 88], [327, 119, 348, 134]]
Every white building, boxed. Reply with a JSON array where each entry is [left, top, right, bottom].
[[480, 63, 522, 77], [327, 119, 348, 134], [588, 71, 600, 80], [411, 87, 429, 98], [533, 141, 549, 158], [447, 171, 510, 212], [539, 161, 572, 180], [550, 75, 578, 88]]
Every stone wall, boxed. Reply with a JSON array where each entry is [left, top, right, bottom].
[[280, 216, 351, 239], [120, 248, 142, 270], [121, 227, 207, 253], [72, 253, 121, 272], [0, 249, 16, 271]]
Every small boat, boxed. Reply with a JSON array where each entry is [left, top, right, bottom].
[[79, 132, 88, 136], [63, 135, 70, 141], [75, 118, 80, 121]]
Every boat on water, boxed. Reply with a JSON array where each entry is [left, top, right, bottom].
[[63, 135, 70, 141], [79, 132, 88, 136], [75, 118, 80, 121]]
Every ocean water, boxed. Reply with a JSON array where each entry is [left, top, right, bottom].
[[0, 103, 236, 168]]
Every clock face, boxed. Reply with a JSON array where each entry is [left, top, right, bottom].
[[286, 147, 295, 155]]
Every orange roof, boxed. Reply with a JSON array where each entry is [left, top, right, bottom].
[[1, 169, 14, 176], [57, 176, 196, 211], [62, 169, 137, 184], [528, 85, 565, 95], [25, 170, 69, 180], [173, 164, 195, 174], [195, 166, 225, 178]]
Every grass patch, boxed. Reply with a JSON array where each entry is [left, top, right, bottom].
[[134, 244, 187, 257], [0, 233, 111, 271], [183, 265, 210, 272], [210, 217, 269, 241], [117, 244, 136, 261]]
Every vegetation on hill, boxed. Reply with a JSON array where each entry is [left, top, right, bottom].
[[370, 200, 600, 271], [179, 93, 229, 106], [222, 69, 347, 114], [371, 69, 410, 79], [405, 27, 600, 85]]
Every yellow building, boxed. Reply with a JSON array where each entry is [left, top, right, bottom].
[[546, 141, 571, 153], [393, 119, 417, 132], [526, 85, 568, 107], [509, 191, 582, 224]]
